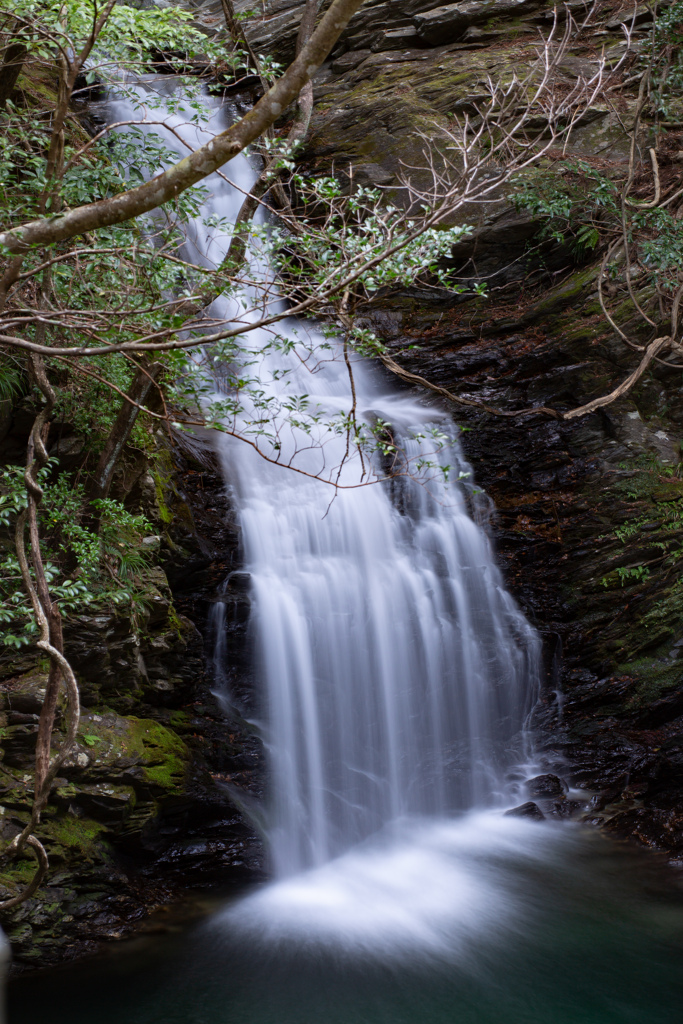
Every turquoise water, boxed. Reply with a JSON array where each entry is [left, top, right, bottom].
[[9, 818, 683, 1024]]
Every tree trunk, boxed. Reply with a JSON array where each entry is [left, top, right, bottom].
[[0, 39, 28, 109]]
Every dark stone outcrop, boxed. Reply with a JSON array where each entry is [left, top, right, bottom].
[[365, 269, 683, 857]]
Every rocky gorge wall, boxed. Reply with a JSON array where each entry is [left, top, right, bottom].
[[3, 0, 683, 975]]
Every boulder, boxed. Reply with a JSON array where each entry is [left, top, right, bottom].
[[413, 0, 542, 45], [370, 26, 423, 52], [526, 773, 567, 799], [504, 801, 546, 820], [0, 670, 48, 716], [204, 0, 445, 63], [64, 782, 137, 826]]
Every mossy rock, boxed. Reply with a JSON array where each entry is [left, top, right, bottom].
[[0, 810, 112, 907], [306, 43, 534, 195], [59, 711, 191, 798], [617, 657, 683, 712], [0, 711, 191, 908], [151, 445, 196, 537], [40, 815, 108, 862]]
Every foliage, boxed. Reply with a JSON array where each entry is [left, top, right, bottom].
[[7, 0, 232, 77], [0, 91, 210, 452], [652, 0, 683, 118], [512, 0, 683, 321], [0, 357, 24, 403], [635, 207, 683, 280], [277, 175, 473, 294], [0, 463, 155, 648], [604, 564, 651, 587], [0, 0, 487, 491], [513, 161, 618, 252], [0, 46, 473, 476], [160, 171, 474, 468], [600, 486, 683, 589], [514, 152, 683, 326]]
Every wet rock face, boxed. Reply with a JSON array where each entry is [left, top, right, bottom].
[[526, 774, 566, 799], [206, 0, 441, 63], [192, 0, 641, 206], [504, 801, 545, 820]]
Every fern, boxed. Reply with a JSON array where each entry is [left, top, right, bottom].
[[0, 358, 24, 403]]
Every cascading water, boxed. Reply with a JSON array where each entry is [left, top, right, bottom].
[[221, 355, 542, 877], [107, 78, 540, 890]]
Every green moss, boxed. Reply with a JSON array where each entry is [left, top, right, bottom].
[[54, 782, 79, 800], [532, 265, 600, 316], [153, 468, 173, 524], [612, 470, 683, 502], [15, 65, 59, 107], [144, 762, 181, 789], [165, 604, 187, 640], [52, 711, 190, 801], [150, 447, 196, 536], [616, 657, 683, 710], [126, 717, 189, 793], [169, 709, 192, 730], [652, 480, 683, 502], [2, 858, 41, 887], [44, 815, 105, 848], [40, 814, 107, 861]]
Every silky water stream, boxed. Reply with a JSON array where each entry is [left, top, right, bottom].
[[10, 81, 683, 1023]]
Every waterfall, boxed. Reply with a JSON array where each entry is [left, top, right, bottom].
[[106, 80, 541, 881], [220, 375, 541, 876]]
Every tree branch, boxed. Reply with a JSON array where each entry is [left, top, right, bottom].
[[87, 359, 164, 504]]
